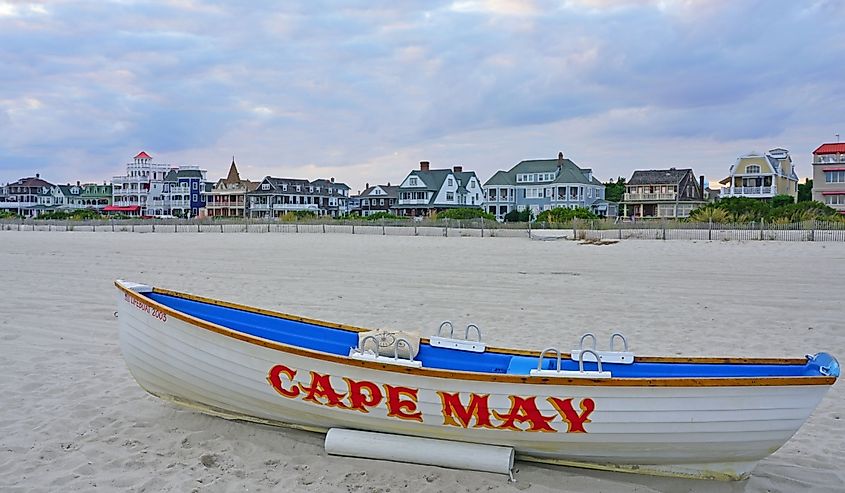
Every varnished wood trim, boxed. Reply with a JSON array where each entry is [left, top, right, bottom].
[[116, 282, 835, 387]]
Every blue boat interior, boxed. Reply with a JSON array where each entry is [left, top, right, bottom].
[[146, 291, 838, 378]]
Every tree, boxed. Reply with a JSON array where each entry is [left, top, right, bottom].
[[770, 194, 795, 208], [504, 208, 532, 222], [798, 180, 813, 202], [603, 177, 626, 203]]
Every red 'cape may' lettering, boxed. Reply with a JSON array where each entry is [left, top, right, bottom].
[[265, 366, 596, 433]]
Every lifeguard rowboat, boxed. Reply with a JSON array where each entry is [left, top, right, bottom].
[[115, 280, 839, 481]]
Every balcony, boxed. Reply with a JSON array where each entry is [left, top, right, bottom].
[[720, 186, 775, 197], [272, 203, 319, 212], [624, 192, 678, 201], [398, 199, 430, 205]]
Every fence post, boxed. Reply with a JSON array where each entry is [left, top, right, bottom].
[[572, 219, 577, 240], [352, 224, 355, 234], [662, 221, 666, 241], [809, 221, 815, 241], [527, 219, 531, 239], [444, 223, 448, 237], [132, 224, 135, 232], [198, 223, 201, 233], [221, 224, 224, 233], [759, 220, 764, 241], [323, 223, 326, 234], [382, 221, 385, 235], [295, 223, 299, 233], [708, 219, 712, 241], [618, 223, 621, 240], [480, 219, 484, 238]]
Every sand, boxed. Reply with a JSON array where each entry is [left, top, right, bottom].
[[0, 231, 843, 493]]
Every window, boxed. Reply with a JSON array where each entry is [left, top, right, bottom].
[[282, 184, 288, 191], [825, 171, 845, 183], [745, 165, 761, 174], [470, 181, 475, 189], [446, 192, 454, 201], [409, 177, 418, 186], [448, 178, 453, 187], [261, 183, 270, 190], [193, 182, 198, 189], [825, 194, 845, 205], [379, 199, 384, 205], [192, 194, 197, 201], [296, 185, 301, 192]]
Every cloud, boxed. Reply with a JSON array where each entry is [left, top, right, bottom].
[[0, 0, 843, 190]]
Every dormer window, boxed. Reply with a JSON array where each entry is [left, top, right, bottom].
[[261, 183, 270, 190], [282, 184, 288, 191], [448, 178, 453, 187], [745, 165, 761, 174], [409, 177, 418, 186]]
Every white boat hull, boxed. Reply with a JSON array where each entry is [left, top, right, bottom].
[[116, 284, 833, 481]]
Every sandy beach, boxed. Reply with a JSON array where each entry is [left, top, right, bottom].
[[0, 231, 842, 493]]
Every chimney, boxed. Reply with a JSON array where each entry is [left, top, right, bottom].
[[387, 182, 390, 186], [558, 152, 564, 160], [331, 177, 335, 183], [699, 175, 705, 196], [76, 181, 80, 186], [365, 182, 369, 189], [420, 161, 430, 171], [453, 165, 462, 173], [36, 173, 40, 179]]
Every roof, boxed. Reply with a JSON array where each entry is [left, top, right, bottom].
[[176, 169, 204, 179], [225, 160, 241, 183], [813, 143, 845, 155], [360, 185, 399, 198], [134, 151, 152, 159], [10, 176, 54, 188], [482, 158, 597, 187], [628, 169, 692, 185], [103, 205, 141, 212], [164, 170, 178, 182]]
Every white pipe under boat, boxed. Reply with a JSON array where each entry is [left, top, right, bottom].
[[324, 428, 515, 476]]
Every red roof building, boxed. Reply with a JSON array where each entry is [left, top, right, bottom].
[[134, 151, 152, 160], [813, 143, 845, 155], [810, 142, 845, 214]]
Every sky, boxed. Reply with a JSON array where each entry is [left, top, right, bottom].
[[1, 0, 843, 193]]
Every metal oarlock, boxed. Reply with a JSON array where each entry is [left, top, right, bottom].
[[430, 320, 487, 353], [531, 346, 612, 379], [571, 332, 635, 365]]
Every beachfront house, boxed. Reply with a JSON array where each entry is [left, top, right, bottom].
[[111, 151, 208, 217], [394, 161, 483, 217], [622, 168, 706, 219], [162, 167, 208, 218], [205, 159, 258, 218], [483, 152, 607, 221], [247, 176, 350, 218], [811, 142, 845, 215], [1, 174, 55, 217], [110, 152, 172, 216], [80, 183, 113, 211], [350, 183, 399, 217], [719, 148, 799, 201]]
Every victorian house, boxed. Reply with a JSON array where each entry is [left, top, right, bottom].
[[1, 174, 54, 217], [247, 176, 350, 218], [205, 159, 258, 218], [483, 152, 607, 220], [719, 148, 799, 200], [350, 183, 399, 216], [394, 161, 483, 217], [622, 168, 706, 218]]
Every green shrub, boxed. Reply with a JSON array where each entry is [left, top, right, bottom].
[[535, 207, 597, 223], [504, 208, 532, 222], [436, 208, 495, 221]]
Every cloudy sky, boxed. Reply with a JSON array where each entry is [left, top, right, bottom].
[[1, 0, 843, 192]]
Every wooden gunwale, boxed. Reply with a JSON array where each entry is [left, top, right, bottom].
[[116, 282, 836, 388]]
